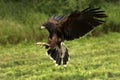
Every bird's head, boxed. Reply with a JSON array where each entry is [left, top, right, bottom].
[[40, 15, 67, 32], [41, 22, 53, 29], [40, 14, 66, 29], [40, 22, 57, 34]]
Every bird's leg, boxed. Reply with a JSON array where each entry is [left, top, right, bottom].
[[36, 42, 50, 47]]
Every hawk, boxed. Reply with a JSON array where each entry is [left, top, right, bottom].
[[37, 7, 107, 67]]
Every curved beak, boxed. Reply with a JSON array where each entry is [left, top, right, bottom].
[[41, 26, 45, 29]]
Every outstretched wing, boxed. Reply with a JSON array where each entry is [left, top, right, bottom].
[[61, 7, 107, 40]]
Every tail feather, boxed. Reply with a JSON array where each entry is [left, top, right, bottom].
[[47, 49, 57, 61], [46, 42, 69, 66], [56, 52, 61, 65], [63, 48, 69, 65]]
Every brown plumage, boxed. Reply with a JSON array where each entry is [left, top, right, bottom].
[[39, 7, 107, 66]]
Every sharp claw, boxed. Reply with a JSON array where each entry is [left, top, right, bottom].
[[36, 42, 45, 46], [36, 42, 50, 46]]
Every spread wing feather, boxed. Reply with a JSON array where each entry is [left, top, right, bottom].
[[61, 7, 107, 40]]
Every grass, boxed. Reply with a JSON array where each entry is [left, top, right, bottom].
[[0, 32, 120, 80]]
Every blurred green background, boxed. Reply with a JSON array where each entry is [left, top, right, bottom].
[[0, 1, 120, 80], [0, 0, 120, 45]]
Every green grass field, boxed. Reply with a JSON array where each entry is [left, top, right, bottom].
[[0, 32, 120, 80]]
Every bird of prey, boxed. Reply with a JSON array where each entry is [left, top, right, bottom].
[[37, 7, 107, 67]]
